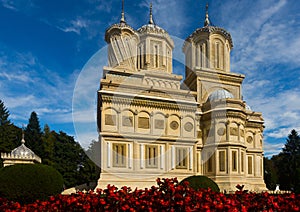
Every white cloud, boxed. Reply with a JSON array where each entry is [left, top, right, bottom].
[[0, 48, 77, 130], [58, 17, 89, 35], [264, 141, 284, 157], [0, 0, 36, 11]]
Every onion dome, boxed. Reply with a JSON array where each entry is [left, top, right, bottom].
[[11, 133, 35, 157], [184, 3, 233, 49], [208, 89, 234, 101], [104, 0, 136, 43]]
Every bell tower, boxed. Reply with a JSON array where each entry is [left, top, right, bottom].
[[183, 4, 233, 75], [182, 3, 266, 191], [104, 0, 139, 71]]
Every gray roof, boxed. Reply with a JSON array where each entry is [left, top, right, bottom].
[[11, 138, 36, 158], [208, 89, 234, 101]]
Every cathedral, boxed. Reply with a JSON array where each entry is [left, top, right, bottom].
[[96, 2, 266, 192]]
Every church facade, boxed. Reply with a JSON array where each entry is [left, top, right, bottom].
[[96, 3, 266, 192]]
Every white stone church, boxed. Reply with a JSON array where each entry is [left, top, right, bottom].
[[96, 2, 266, 191]]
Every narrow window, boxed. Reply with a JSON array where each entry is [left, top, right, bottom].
[[241, 152, 244, 172], [232, 151, 237, 171], [139, 46, 143, 69], [113, 143, 126, 167], [176, 147, 188, 169], [208, 152, 213, 172], [219, 151, 225, 172], [248, 156, 253, 174], [202, 43, 206, 68], [196, 44, 199, 67], [154, 45, 159, 68], [145, 145, 158, 168], [216, 42, 220, 69]]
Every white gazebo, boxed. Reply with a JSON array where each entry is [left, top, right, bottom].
[[1, 132, 41, 167]]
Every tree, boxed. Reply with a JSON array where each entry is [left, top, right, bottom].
[[86, 140, 101, 167], [273, 129, 300, 193], [0, 100, 11, 126], [264, 157, 278, 190], [50, 131, 100, 188], [0, 100, 21, 167], [25, 111, 43, 157], [41, 124, 55, 166]]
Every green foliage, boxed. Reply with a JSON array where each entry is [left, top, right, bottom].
[[0, 101, 22, 167], [25, 111, 43, 157], [50, 131, 100, 188], [264, 157, 278, 190], [0, 164, 63, 204], [270, 129, 300, 193], [0, 100, 11, 126], [86, 140, 101, 167], [180, 175, 220, 192], [0, 106, 100, 188]]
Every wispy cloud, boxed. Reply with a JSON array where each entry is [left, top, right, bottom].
[[0, 47, 77, 130], [264, 141, 284, 157], [0, 0, 36, 11], [58, 17, 89, 35]]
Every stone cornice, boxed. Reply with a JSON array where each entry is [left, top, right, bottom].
[[195, 68, 245, 84], [100, 92, 197, 111], [100, 132, 198, 143]]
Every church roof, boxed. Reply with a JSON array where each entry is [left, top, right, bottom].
[[208, 89, 234, 101], [104, 0, 136, 43], [187, 26, 233, 48], [137, 3, 174, 47], [183, 3, 233, 48], [11, 136, 36, 158]]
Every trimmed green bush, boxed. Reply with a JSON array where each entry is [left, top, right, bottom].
[[0, 164, 64, 204], [180, 175, 220, 192]]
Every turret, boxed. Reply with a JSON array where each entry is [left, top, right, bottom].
[[183, 4, 233, 75], [136, 3, 174, 73], [105, 0, 139, 71]]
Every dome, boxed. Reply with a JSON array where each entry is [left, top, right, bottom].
[[245, 104, 252, 111], [137, 23, 167, 35], [137, 3, 174, 48], [104, 1, 136, 43], [11, 139, 35, 158], [185, 26, 233, 48], [208, 89, 234, 101]]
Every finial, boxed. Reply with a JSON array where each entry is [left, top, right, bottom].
[[149, 2, 154, 24], [21, 125, 25, 144], [120, 0, 126, 23], [204, 2, 210, 27]]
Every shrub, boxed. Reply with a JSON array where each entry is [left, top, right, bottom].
[[180, 175, 220, 192], [0, 164, 64, 204]]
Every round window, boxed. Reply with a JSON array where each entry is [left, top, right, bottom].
[[170, 121, 179, 130]]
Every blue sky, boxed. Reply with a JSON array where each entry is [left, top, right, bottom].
[[0, 0, 299, 157]]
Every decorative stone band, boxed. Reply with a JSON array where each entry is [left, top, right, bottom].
[[1, 152, 42, 163]]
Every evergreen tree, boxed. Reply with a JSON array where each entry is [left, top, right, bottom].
[[41, 124, 55, 166], [51, 131, 100, 188], [0, 100, 21, 167], [264, 157, 278, 190], [0, 100, 11, 126], [25, 111, 43, 157], [273, 129, 300, 193]]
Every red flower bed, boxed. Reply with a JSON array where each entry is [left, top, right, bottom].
[[0, 178, 300, 211]]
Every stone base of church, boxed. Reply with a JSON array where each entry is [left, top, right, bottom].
[[96, 172, 266, 193], [211, 175, 267, 192], [95, 172, 198, 190]]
